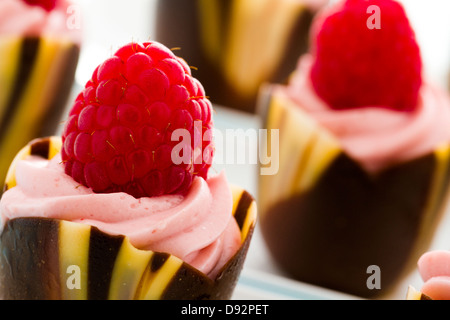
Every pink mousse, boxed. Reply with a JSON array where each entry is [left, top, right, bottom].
[[0, 153, 241, 279], [418, 250, 450, 300], [0, 0, 81, 43], [286, 55, 450, 173]]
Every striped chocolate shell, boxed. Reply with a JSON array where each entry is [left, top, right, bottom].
[[258, 86, 450, 298], [155, 0, 315, 113], [0, 137, 257, 300], [0, 36, 80, 187]]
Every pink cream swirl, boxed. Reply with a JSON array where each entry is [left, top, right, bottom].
[[0, 0, 81, 43], [0, 153, 241, 278], [418, 250, 450, 300], [286, 55, 450, 173]]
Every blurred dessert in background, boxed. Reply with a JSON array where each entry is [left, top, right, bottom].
[[407, 250, 450, 300], [258, 0, 450, 298], [154, 0, 328, 113]]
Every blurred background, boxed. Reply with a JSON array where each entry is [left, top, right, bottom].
[[66, 0, 450, 300], [73, 0, 450, 91]]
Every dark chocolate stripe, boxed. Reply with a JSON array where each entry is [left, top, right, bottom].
[[150, 252, 170, 273], [0, 218, 60, 300], [234, 191, 253, 230], [0, 37, 40, 140], [39, 44, 80, 137], [87, 227, 124, 300], [30, 137, 51, 159], [2, 183, 9, 194], [217, 0, 232, 51], [437, 151, 450, 208]]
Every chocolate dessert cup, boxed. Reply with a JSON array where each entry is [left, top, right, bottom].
[[258, 87, 450, 298], [154, 0, 326, 113], [0, 137, 257, 300], [0, 36, 80, 187]]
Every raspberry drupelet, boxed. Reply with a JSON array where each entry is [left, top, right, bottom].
[[61, 41, 214, 198]]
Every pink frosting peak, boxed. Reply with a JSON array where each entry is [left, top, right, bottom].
[[418, 250, 450, 300], [286, 55, 450, 173], [0, 153, 241, 278], [0, 0, 81, 43]]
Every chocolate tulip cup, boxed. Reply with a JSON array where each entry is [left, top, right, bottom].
[[154, 0, 324, 113], [258, 87, 450, 298], [0, 137, 257, 300], [0, 37, 80, 186]]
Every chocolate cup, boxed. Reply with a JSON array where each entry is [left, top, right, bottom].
[[154, 0, 319, 113], [0, 137, 257, 300], [258, 87, 450, 298], [0, 36, 80, 186]]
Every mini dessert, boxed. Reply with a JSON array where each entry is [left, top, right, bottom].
[[407, 250, 450, 300], [0, 41, 257, 300], [0, 0, 81, 187], [258, 0, 450, 298], [155, 0, 328, 113]]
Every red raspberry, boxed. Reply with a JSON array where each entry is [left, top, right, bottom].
[[61, 41, 214, 198], [23, 0, 57, 12], [310, 0, 422, 111]]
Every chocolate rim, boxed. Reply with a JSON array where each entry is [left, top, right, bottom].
[[0, 137, 257, 300], [257, 86, 450, 297]]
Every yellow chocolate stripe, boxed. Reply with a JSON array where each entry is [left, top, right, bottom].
[[0, 38, 76, 187], [59, 221, 90, 300], [406, 286, 432, 300], [231, 187, 257, 242], [258, 88, 341, 216], [198, 0, 223, 64], [108, 238, 153, 300], [223, 0, 306, 98], [139, 254, 184, 300], [0, 36, 21, 124], [410, 143, 450, 257]]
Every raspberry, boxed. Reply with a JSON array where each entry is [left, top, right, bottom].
[[310, 0, 422, 111], [23, 0, 57, 12], [62, 41, 214, 198]]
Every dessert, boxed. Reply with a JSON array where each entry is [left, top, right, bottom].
[[0, 0, 81, 187], [0, 41, 257, 300], [154, 0, 328, 113], [407, 250, 450, 300], [258, 0, 450, 298]]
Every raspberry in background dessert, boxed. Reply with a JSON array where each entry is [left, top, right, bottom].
[[258, 0, 450, 298], [0, 0, 81, 188], [0, 41, 257, 300], [155, 0, 328, 113]]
